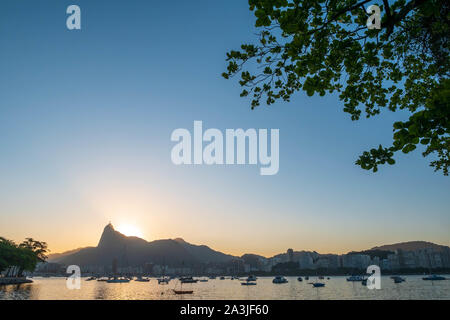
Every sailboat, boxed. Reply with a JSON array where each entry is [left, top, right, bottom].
[[158, 260, 170, 284]]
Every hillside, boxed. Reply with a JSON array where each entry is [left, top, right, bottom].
[[49, 223, 235, 266], [371, 241, 449, 252]]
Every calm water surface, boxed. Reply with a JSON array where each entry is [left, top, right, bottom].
[[1, 276, 449, 300]]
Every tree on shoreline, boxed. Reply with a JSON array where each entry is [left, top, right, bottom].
[[0, 237, 49, 277], [223, 0, 449, 175]]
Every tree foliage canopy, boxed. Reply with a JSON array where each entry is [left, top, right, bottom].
[[0, 237, 49, 276], [223, 0, 449, 174]]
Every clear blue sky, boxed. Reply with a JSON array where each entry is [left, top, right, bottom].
[[0, 0, 448, 256]]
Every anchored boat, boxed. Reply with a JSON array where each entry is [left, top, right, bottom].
[[246, 275, 257, 282], [391, 276, 406, 283], [158, 277, 170, 284], [106, 277, 130, 283], [346, 275, 366, 282], [135, 276, 150, 282], [422, 275, 446, 281], [180, 276, 198, 283], [313, 282, 325, 288], [272, 276, 288, 284], [173, 289, 193, 294]]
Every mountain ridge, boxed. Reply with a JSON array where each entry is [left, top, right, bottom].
[[48, 224, 449, 266], [49, 223, 236, 266], [371, 241, 449, 252]]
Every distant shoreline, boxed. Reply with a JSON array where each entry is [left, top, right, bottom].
[[29, 272, 450, 278], [0, 277, 33, 286]]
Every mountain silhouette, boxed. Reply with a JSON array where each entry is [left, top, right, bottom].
[[50, 223, 235, 267], [49, 225, 449, 267], [371, 241, 449, 252]]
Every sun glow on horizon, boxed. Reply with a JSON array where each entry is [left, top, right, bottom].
[[116, 224, 144, 239]]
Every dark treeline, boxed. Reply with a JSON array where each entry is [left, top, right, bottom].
[[0, 237, 49, 277]]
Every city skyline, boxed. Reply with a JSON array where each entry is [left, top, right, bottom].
[[0, 0, 449, 258], [38, 222, 450, 277], [39, 223, 450, 276]]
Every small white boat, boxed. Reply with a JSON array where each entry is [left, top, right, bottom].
[[96, 277, 109, 282], [106, 277, 130, 283], [135, 277, 150, 282], [346, 275, 366, 282]]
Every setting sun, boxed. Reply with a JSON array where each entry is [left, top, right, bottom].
[[116, 224, 144, 239]]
